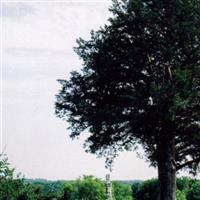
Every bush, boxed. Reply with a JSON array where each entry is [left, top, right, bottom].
[[134, 179, 159, 200], [112, 181, 132, 200], [176, 190, 186, 200], [187, 181, 200, 200], [62, 176, 106, 200], [0, 154, 44, 200], [176, 177, 191, 194]]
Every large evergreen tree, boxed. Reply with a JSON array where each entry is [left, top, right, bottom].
[[55, 0, 200, 199]]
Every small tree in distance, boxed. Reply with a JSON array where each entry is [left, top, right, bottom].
[[77, 175, 106, 200], [55, 0, 200, 200], [112, 181, 132, 200]]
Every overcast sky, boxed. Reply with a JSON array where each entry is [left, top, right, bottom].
[[2, 0, 191, 181]]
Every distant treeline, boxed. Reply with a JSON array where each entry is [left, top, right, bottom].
[[1, 154, 200, 200], [23, 177, 200, 200]]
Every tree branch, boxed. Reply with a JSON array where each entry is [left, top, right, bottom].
[[176, 157, 200, 171]]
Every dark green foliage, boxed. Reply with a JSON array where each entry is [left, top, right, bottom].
[[176, 190, 186, 200], [120, 180, 141, 185], [131, 178, 200, 200], [61, 183, 75, 200], [176, 177, 191, 193], [133, 179, 158, 200], [30, 180, 65, 199], [0, 154, 23, 200], [15, 185, 43, 200], [73, 176, 106, 200], [186, 180, 200, 200], [131, 181, 140, 198], [0, 154, 44, 200], [112, 181, 132, 200]]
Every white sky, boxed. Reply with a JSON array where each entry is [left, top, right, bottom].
[[2, 0, 194, 181]]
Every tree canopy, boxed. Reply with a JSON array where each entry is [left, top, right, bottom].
[[55, 1, 200, 199], [62, 176, 106, 200], [0, 154, 42, 200], [112, 181, 132, 200]]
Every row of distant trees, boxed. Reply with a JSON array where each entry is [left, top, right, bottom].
[[62, 177, 200, 200], [0, 154, 200, 200], [132, 178, 200, 200]]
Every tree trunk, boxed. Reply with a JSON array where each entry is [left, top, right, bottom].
[[157, 136, 176, 200]]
